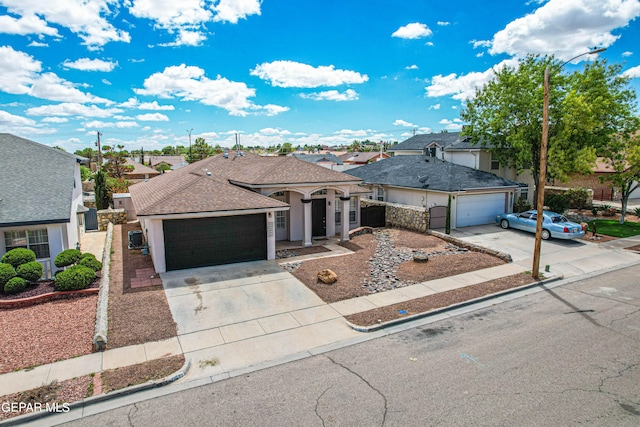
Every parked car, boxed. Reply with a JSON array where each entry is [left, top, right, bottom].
[[496, 210, 585, 240]]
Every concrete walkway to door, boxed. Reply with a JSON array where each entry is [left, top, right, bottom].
[[160, 260, 363, 381]]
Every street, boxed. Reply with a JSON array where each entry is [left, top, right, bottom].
[[54, 264, 640, 426]]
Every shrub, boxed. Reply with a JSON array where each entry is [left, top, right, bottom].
[[80, 252, 97, 261], [513, 198, 532, 213], [0, 263, 16, 288], [1, 248, 36, 269], [544, 193, 570, 214], [565, 188, 590, 210], [602, 208, 617, 217], [54, 249, 82, 268], [591, 207, 599, 216], [4, 277, 26, 294], [16, 261, 44, 283], [54, 265, 96, 291], [634, 207, 640, 217], [79, 256, 102, 272]]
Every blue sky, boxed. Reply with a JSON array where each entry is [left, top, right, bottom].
[[1, 0, 639, 153]]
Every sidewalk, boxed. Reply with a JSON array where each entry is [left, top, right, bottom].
[[2, 230, 640, 412]]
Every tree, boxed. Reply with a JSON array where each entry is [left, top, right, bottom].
[[80, 165, 92, 181], [162, 145, 175, 155], [75, 147, 97, 171], [102, 145, 133, 178], [278, 142, 293, 156], [94, 170, 110, 210], [460, 55, 631, 201], [189, 137, 213, 163]]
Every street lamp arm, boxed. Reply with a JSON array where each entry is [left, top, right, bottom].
[[559, 47, 607, 69]]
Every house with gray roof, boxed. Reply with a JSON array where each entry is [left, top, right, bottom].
[[348, 155, 523, 228], [0, 134, 87, 277], [129, 151, 364, 272], [289, 153, 343, 168]]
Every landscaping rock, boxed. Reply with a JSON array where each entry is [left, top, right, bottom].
[[317, 269, 338, 284], [413, 252, 429, 263]]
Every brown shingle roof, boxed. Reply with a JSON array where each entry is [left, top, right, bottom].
[[124, 159, 161, 176]]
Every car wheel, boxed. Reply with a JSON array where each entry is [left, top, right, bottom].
[[500, 219, 509, 229], [541, 229, 551, 240]]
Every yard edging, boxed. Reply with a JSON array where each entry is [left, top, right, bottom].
[[0, 288, 98, 309], [93, 223, 113, 351]]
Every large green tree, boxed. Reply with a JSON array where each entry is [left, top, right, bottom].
[[189, 137, 213, 163], [461, 55, 635, 201], [102, 145, 133, 178]]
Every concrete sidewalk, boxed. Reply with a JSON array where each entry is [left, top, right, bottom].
[[2, 229, 640, 403]]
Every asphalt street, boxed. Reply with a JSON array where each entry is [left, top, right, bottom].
[[52, 264, 640, 426]]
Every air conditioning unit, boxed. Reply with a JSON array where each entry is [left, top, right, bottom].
[[128, 230, 144, 249]]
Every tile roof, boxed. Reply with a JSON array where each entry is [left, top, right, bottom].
[[347, 155, 522, 192], [0, 133, 85, 226], [129, 151, 361, 216]]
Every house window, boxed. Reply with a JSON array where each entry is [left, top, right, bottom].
[[275, 211, 286, 229], [272, 191, 285, 197], [519, 188, 529, 200], [335, 198, 341, 225], [4, 229, 50, 259], [491, 152, 500, 170], [349, 198, 357, 223], [376, 187, 384, 201], [424, 146, 436, 157], [312, 189, 327, 196]]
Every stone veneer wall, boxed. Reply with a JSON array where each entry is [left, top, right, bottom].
[[97, 208, 127, 231], [361, 199, 429, 232]]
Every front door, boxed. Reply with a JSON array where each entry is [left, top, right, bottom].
[[312, 198, 326, 237]]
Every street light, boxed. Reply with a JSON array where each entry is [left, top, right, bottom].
[[532, 47, 606, 279]]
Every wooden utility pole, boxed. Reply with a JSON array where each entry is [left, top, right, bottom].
[[96, 131, 102, 171]]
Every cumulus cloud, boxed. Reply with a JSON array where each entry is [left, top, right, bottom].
[[29, 72, 111, 104], [405, 64, 419, 70], [251, 61, 368, 88], [0, 13, 60, 36], [300, 89, 358, 101], [0, 109, 37, 126], [0, 0, 130, 48], [134, 64, 287, 116], [623, 65, 640, 78], [392, 22, 432, 39], [136, 112, 169, 121], [213, 0, 261, 23], [62, 58, 117, 72], [437, 21, 450, 26], [393, 119, 417, 127], [26, 102, 123, 118], [489, 0, 640, 61], [439, 118, 464, 131], [41, 117, 69, 123]]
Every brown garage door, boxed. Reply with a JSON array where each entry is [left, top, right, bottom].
[[163, 214, 266, 271]]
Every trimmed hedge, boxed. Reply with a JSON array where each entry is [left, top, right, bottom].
[[0, 263, 16, 288], [80, 252, 97, 261], [16, 261, 44, 283], [54, 265, 96, 291], [79, 256, 102, 272], [1, 248, 36, 269], [4, 276, 26, 294], [54, 249, 82, 268]]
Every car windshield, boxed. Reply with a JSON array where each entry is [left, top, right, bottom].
[[550, 215, 569, 223]]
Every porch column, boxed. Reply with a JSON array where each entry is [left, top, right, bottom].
[[340, 196, 350, 242], [302, 198, 312, 247], [266, 211, 276, 260]]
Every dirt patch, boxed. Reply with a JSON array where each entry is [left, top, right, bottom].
[[276, 246, 330, 259], [346, 273, 537, 326], [100, 354, 185, 393], [107, 223, 178, 348], [397, 252, 504, 283]]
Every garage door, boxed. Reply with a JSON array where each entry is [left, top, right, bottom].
[[456, 193, 507, 227], [163, 214, 266, 271]]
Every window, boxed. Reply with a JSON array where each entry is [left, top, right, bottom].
[[335, 198, 342, 225], [4, 229, 50, 259], [349, 198, 357, 223], [272, 191, 285, 197], [376, 187, 384, 201], [275, 211, 286, 229], [491, 152, 500, 170], [311, 189, 327, 196], [424, 146, 436, 157], [519, 188, 529, 200]]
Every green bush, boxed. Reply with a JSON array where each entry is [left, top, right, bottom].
[[54, 249, 82, 268], [4, 277, 26, 294], [16, 261, 43, 283], [1, 248, 36, 269], [565, 188, 590, 210], [0, 263, 16, 288], [79, 256, 102, 272], [80, 252, 97, 261], [634, 207, 640, 217], [54, 265, 96, 291], [513, 198, 532, 213], [545, 193, 570, 214]]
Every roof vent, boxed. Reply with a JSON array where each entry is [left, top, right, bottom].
[[239, 151, 244, 156], [425, 158, 429, 162], [223, 152, 229, 159], [206, 171, 212, 176]]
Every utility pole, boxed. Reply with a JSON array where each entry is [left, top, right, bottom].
[[187, 128, 193, 163], [412, 128, 417, 136], [96, 131, 102, 171]]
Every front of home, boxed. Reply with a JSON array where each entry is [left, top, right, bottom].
[[129, 152, 364, 272], [0, 134, 87, 278]]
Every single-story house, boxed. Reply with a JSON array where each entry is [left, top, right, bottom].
[[340, 152, 390, 165], [124, 158, 161, 182], [0, 134, 87, 277], [148, 155, 187, 170], [289, 153, 344, 169], [129, 151, 364, 272], [347, 155, 524, 228]]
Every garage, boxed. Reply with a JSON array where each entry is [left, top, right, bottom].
[[163, 214, 267, 271], [456, 193, 507, 227]]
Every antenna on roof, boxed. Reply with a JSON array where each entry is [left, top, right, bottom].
[[235, 132, 239, 157]]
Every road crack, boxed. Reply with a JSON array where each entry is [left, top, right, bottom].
[[127, 403, 139, 427], [314, 385, 333, 427], [326, 356, 388, 426]]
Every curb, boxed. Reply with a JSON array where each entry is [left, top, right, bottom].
[[0, 358, 190, 427], [93, 223, 114, 351], [346, 274, 563, 333]]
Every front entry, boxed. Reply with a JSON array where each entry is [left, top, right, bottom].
[[311, 198, 326, 237]]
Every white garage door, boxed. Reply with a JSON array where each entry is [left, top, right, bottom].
[[456, 193, 507, 227]]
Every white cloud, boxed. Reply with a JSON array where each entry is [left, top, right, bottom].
[[134, 64, 287, 116], [251, 61, 368, 88], [300, 89, 358, 101], [0, 109, 37, 126], [392, 22, 432, 39], [213, 0, 261, 23], [623, 65, 640, 78], [437, 21, 450, 26], [429, 104, 441, 110], [425, 59, 518, 101], [138, 101, 175, 110], [260, 127, 291, 136], [393, 119, 417, 127], [102, 79, 112, 85], [0, 45, 42, 94], [489, 0, 640, 61], [83, 119, 139, 129], [439, 118, 463, 131], [0, 0, 131, 48], [405, 64, 419, 70], [26, 102, 123, 118], [136, 112, 169, 121], [62, 58, 117, 72], [29, 72, 111, 104], [27, 41, 49, 47], [41, 117, 68, 123], [0, 13, 60, 36]]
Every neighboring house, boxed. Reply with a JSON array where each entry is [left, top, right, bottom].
[[129, 152, 364, 272], [340, 152, 390, 165], [388, 132, 461, 157], [148, 155, 187, 170], [348, 155, 523, 228], [124, 158, 161, 182], [558, 158, 624, 201], [289, 153, 344, 169], [0, 134, 87, 277]]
